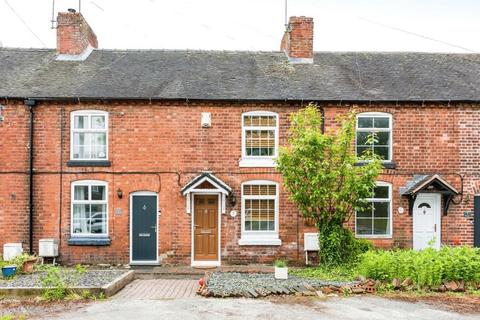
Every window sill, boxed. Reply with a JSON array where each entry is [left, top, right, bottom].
[[67, 160, 111, 167], [238, 236, 281, 246], [239, 158, 276, 168], [355, 161, 396, 169], [68, 237, 111, 246], [355, 235, 392, 239]]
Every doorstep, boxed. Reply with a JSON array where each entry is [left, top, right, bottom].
[[132, 264, 274, 280]]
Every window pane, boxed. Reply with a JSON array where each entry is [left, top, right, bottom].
[[358, 117, 373, 128], [74, 115, 87, 129], [373, 202, 389, 218], [356, 131, 370, 146], [357, 204, 373, 218], [244, 115, 276, 127], [72, 204, 90, 234], [91, 185, 106, 200], [374, 218, 389, 235], [90, 133, 107, 159], [91, 115, 106, 129], [243, 198, 275, 231], [374, 117, 389, 128], [74, 186, 89, 200], [245, 130, 275, 157], [373, 146, 390, 160], [243, 184, 276, 196], [90, 204, 107, 234], [356, 218, 372, 235], [376, 131, 390, 145], [73, 133, 87, 159], [374, 186, 389, 199], [356, 146, 371, 157]]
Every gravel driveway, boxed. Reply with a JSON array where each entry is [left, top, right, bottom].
[[49, 296, 478, 320]]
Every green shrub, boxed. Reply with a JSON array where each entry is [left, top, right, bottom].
[[40, 266, 69, 301], [290, 264, 357, 281], [274, 259, 287, 268], [356, 246, 480, 287], [10, 254, 36, 273], [318, 225, 373, 265], [74, 264, 87, 274]]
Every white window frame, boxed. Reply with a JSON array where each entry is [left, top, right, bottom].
[[239, 180, 281, 245], [356, 112, 392, 162], [70, 110, 109, 161], [71, 180, 109, 237], [355, 181, 392, 238], [239, 111, 279, 168]]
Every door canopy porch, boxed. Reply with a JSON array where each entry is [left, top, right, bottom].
[[400, 174, 460, 216], [181, 172, 232, 214]]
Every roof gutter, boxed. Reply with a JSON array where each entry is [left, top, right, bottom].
[[25, 98, 36, 255], [3, 96, 480, 104]]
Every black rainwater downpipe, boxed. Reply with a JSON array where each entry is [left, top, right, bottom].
[[474, 195, 480, 247], [25, 99, 36, 254]]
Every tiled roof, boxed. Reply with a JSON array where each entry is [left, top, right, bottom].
[[2, 48, 480, 101]]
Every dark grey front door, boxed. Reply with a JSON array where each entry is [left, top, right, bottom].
[[131, 195, 157, 262]]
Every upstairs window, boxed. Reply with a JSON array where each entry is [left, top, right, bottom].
[[240, 111, 278, 167], [356, 113, 392, 161], [71, 111, 108, 160], [355, 182, 392, 237], [71, 180, 108, 236]]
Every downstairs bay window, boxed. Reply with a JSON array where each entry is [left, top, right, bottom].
[[239, 180, 281, 245]]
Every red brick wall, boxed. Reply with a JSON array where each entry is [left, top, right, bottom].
[[0, 102, 30, 252], [0, 100, 477, 265]]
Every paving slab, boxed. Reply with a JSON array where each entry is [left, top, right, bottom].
[[114, 279, 199, 299]]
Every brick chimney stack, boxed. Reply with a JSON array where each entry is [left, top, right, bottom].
[[56, 9, 98, 56], [280, 16, 314, 64]]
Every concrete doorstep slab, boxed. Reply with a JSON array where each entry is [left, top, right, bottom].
[[0, 270, 134, 298]]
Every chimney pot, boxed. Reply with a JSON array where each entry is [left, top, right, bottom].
[[56, 11, 97, 56], [281, 16, 314, 64]]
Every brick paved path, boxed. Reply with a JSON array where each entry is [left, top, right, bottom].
[[115, 279, 199, 299]]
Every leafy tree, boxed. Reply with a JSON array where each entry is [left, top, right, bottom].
[[277, 104, 382, 265]]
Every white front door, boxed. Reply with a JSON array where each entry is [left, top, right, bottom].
[[413, 193, 441, 250]]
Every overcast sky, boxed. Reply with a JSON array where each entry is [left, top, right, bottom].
[[0, 0, 478, 53]]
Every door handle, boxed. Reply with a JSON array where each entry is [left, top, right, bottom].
[[151, 226, 156, 232], [434, 224, 437, 232]]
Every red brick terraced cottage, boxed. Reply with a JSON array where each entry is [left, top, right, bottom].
[[1, 11, 480, 266]]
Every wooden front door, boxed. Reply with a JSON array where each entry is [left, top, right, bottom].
[[194, 195, 218, 261]]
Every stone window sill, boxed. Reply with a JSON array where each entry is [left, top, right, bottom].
[[238, 236, 281, 246], [239, 158, 276, 168], [68, 237, 111, 246], [67, 160, 111, 167], [355, 235, 392, 239], [355, 161, 396, 169]]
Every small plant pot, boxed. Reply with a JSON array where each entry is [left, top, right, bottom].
[[274, 266, 288, 280], [2, 265, 17, 278], [21, 258, 37, 274]]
